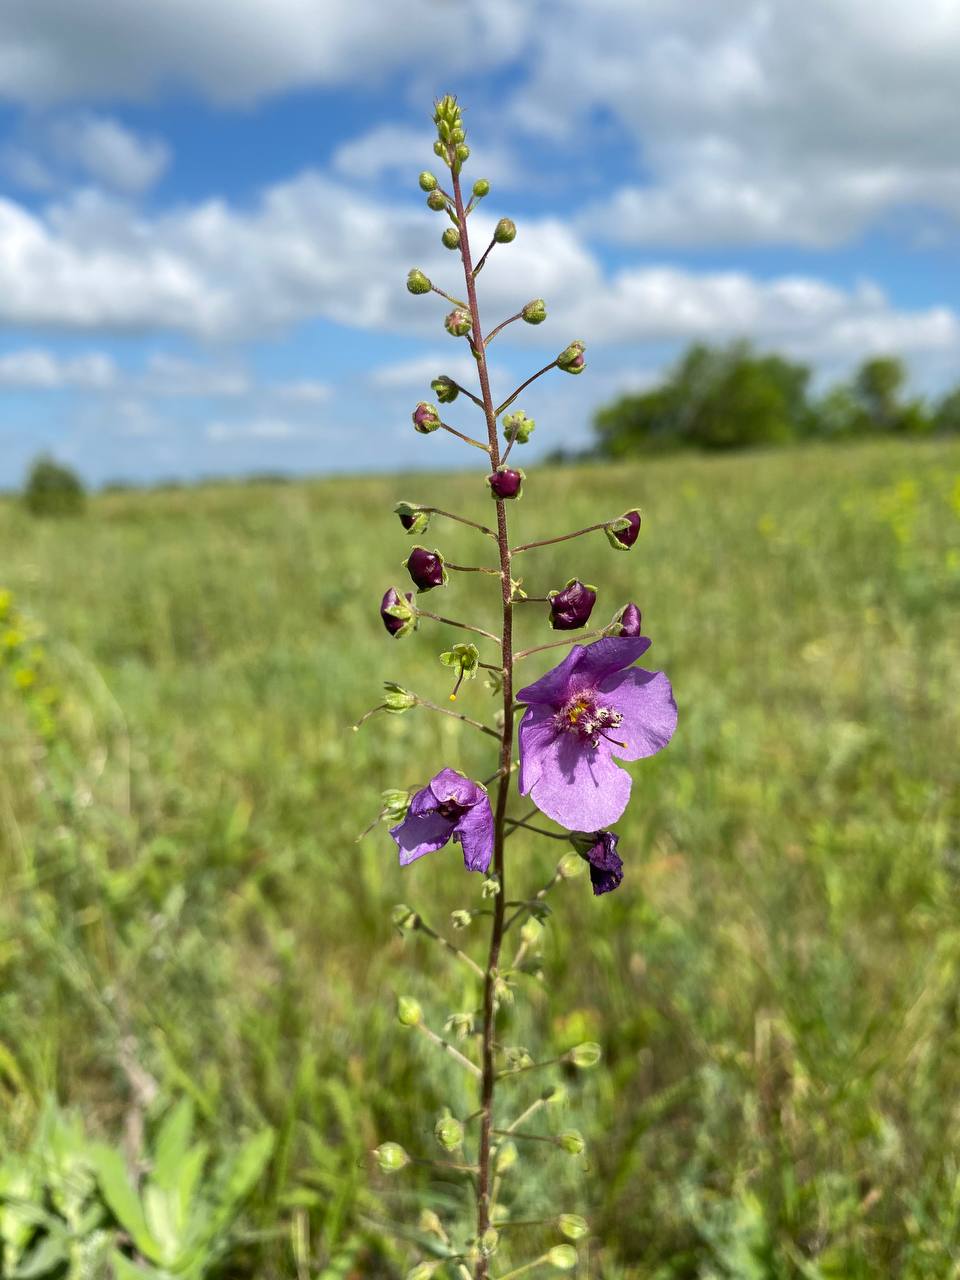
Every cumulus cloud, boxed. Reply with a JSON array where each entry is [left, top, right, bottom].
[[51, 114, 170, 192], [0, 347, 116, 389], [333, 125, 517, 188]]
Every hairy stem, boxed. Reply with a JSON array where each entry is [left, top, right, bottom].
[[415, 697, 501, 740], [511, 522, 610, 555], [496, 361, 558, 417], [422, 507, 497, 538], [415, 609, 501, 643], [439, 421, 491, 453], [451, 159, 513, 1280]]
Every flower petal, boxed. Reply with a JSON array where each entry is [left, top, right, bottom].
[[454, 796, 494, 873], [517, 704, 560, 796], [389, 811, 455, 865], [598, 667, 678, 761], [428, 766, 483, 808], [528, 734, 632, 830], [517, 636, 652, 707]]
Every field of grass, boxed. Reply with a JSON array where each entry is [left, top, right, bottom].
[[2, 437, 960, 1278]]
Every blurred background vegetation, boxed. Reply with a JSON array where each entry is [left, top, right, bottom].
[[2, 435, 960, 1277]]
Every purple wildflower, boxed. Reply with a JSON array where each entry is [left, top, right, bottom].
[[549, 579, 597, 631], [517, 635, 677, 830], [405, 546, 446, 592], [389, 767, 494, 873], [572, 831, 624, 895], [613, 603, 642, 636]]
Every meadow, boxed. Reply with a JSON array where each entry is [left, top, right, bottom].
[[1, 436, 960, 1278]]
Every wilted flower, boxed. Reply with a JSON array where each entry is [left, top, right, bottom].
[[605, 509, 641, 550], [572, 830, 624, 894], [517, 636, 677, 830], [412, 402, 441, 434], [557, 340, 586, 374], [612, 603, 642, 637], [487, 466, 524, 500], [390, 767, 494, 872], [380, 588, 417, 638], [405, 546, 446, 592], [548, 579, 597, 631]]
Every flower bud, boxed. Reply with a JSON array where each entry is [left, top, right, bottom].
[[558, 1215, 589, 1241], [520, 916, 544, 948], [557, 340, 586, 374], [383, 681, 417, 712], [472, 179, 490, 198], [454, 143, 470, 163], [394, 501, 431, 536], [397, 996, 423, 1026], [494, 217, 516, 244], [487, 467, 524, 501], [502, 410, 535, 445], [383, 790, 412, 822], [434, 95, 463, 142], [557, 852, 586, 879], [391, 903, 419, 930], [482, 874, 501, 898], [433, 140, 445, 158], [405, 546, 446, 592], [426, 189, 447, 212], [419, 1209, 445, 1238], [374, 1141, 409, 1172], [479, 1227, 499, 1257], [380, 587, 417, 638], [605, 509, 641, 550], [441, 226, 461, 250], [407, 1265, 436, 1280], [450, 908, 472, 930], [419, 171, 438, 192], [444, 308, 472, 337], [522, 298, 547, 325], [434, 1112, 463, 1151], [406, 268, 432, 295], [412, 401, 441, 434], [611, 602, 642, 637], [547, 1244, 578, 1270], [568, 1042, 602, 1069], [558, 1130, 586, 1156], [494, 1140, 518, 1173], [548, 579, 597, 631], [431, 375, 459, 404], [444, 1011, 474, 1040]]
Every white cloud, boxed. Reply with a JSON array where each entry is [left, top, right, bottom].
[[270, 379, 330, 403], [142, 352, 249, 397], [333, 125, 516, 188], [0, 347, 116, 389], [51, 114, 170, 192], [206, 417, 304, 443], [371, 352, 489, 390]]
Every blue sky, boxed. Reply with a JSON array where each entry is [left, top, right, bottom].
[[1, 0, 959, 487]]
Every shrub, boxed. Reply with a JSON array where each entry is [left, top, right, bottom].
[[23, 455, 86, 517]]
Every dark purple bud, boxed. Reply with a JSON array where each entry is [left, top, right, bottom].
[[570, 830, 623, 896], [405, 546, 446, 592], [557, 340, 586, 375], [380, 587, 417, 638], [394, 501, 431, 535], [606, 509, 641, 549], [614, 602, 642, 637], [548, 579, 597, 631], [487, 467, 524, 500], [412, 401, 441, 434]]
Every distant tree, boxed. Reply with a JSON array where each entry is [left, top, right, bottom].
[[853, 356, 932, 435], [23, 455, 86, 517], [934, 386, 960, 434]]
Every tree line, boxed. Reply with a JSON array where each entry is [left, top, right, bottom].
[[577, 344, 960, 459]]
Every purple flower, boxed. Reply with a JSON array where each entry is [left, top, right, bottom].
[[549, 579, 597, 631], [405, 546, 446, 592], [572, 831, 624, 895], [606, 510, 641, 550], [389, 767, 494, 873], [488, 467, 524, 500], [613, 603, 642, 636], [380, 587, 416, 638], [517, 636, 677, 830]]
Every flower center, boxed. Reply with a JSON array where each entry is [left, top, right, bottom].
[[437, 799, 469, 821], [555, 692, 625, 749]]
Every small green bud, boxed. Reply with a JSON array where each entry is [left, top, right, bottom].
[[394, 500, 432, 536], [519, 916, 544, 948], [426, 189, 447, 212], [382, 790, 411, 822], [406, 1265, 436, 1280], [494, 217, 516, 244], [392, 903, 419, 930], [433, 140, 445, 158], [419, 1209, 445, 1238], [412, 402, 441, 434], [568, 1042, 602, 1069], [481, 874, 501, 899], [407, 268, 432, 295], [473, 178, 490, 198], [383, 682, 416, 713], [444, 1011, 474, 1040], [522, 298, 547, 325], [374, 1141, 410, 1172], [558, 1130, 586, 1156], [441, 226, 461, 250], [444, 308, 472, 337], [479, 1227, 499, 1257], [450, 909, 472, 930], [502, 410, 535, 445], [494, 1139, 518, 1173], [547, 1244, 578, 1270], [494, 975, 513, 1007], [558, 851, 587, 879], [431, 374, 459, 403], [450, 127, 465, 144], [419, 171, 438, 192], [503, 1045, 533, 1071], [397, 996, 423, 1027], [455, 143, 470, 163], [558, 1215, 589, 1241], [557, 340, 586, 374], [435, 1111, 464, 1151]]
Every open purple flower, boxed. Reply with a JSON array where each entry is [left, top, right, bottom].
[[517, 635, 677, 830], [549, 579, 597, 630], [389, 767, 493, 873], [572, 830, 624, 895]]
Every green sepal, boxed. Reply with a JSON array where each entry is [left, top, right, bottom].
[[439, 642, 479, 680], [502, 410, 535, 444], [394, 501, 432, 536], [383, 682, 417, 712]]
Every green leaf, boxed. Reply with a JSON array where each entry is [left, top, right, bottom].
[[151, 1100, 195, 1192], [92, 1145, 159, 1263], [187, 1130, 273, 1258], [110, 1251, 167, 1280], [10, 1233, 69, 1279]]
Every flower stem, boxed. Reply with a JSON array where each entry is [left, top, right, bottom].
[[511, 522, 609, 555], [415, 696, 501, 741], [496, 361, 558, 416], [485, 312, 522, 345], [422, 507, 497, 538], [415, 609, 501, 644], [412, 913, 486, 977], [440, 421, 491, 453], [446, 563, 502, 576], [414, 1020, 483, 1079], [514, 628, 607, 661], [450, 156, 513, 1280], [431, 284, 468, 309]]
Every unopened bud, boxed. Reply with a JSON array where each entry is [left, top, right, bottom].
[[419, 171, 438, 192], [605, 509, 641, 550], [434, 1112, 463, 1151], [450, 909, 472, 930], [481, 874, 501, 899], [412, 402, 441, 434], [406, 268, 432, 295], [426, 189, 447, 212], [557, 340, 586, 374], [431, 374, 459, 403], [520, 916, 544, 947], [487, 467, 524, 501], [454, 143, 470, 163], [494, 217, 516, 244], [419, 1209, 445, 1238], [495, 1140, 518, 1173], [406, 1265, 436, 1280], [383, 681, 417, 712], [405, 546, 446, 592], [444, 308, 472, 337], [568, 1042, 602, 1069], [504, 1045, 533, 1071], [547, 1244, 577, 1270], [548, 579, 597, 631], [441, 226, 461, 250], [479, 1228, 499, 1257], [380, 587, 417, 639], [397, 996, 423, 1027], [391, 903, 419, 930], [610, 602, 642, 637], [444, 1011, 474, 1040], [502, 410, 535, 445], [558, 1215, 589, 1241], [558, 851, 586, 879], [558, 1130, 586, 1155], [522, 298, 546, 325], [394, 500, 431, 536], [472, 179, 490, 198], [433, 140, 445, 158], [374, 1141, 409, 1172]]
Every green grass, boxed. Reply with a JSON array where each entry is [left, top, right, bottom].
[[1, 437, 960, 1277]]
